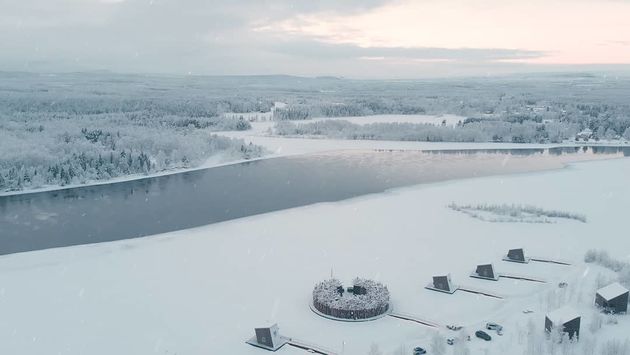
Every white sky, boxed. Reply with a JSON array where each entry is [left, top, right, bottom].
[[1, 0, 629, 78]]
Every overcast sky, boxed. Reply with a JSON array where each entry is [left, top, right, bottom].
[[1, 0, 629, 78]]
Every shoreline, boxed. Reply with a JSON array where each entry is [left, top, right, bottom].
[[0, 156, 610, 260], [1, 130, 628, 198], [0, 150, 625, 257]]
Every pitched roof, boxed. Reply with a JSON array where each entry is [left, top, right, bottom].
[[255, 323, 278, 331], [546, 306, 580, 324], [597, 282, 629, 300]]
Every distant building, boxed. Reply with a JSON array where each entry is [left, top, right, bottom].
[[503, 248, 530, 263], [471, 263, 499, 281], [576, 128, 593, 141], [426, 274, 457, 294], [545, 307, 581, 339], [246, 324, 289, 351], [533, 106, 547, 113], [596, 282, 629, 314]]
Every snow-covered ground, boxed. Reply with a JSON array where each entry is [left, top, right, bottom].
[[217, 120, 568, 159], [0, 157, 628, 355], [218, 116, 629, 159], [306, 114, 465, 127]]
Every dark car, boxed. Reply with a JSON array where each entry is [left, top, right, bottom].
[[476, 330, 492, 341], [413, 346, 427, 355]]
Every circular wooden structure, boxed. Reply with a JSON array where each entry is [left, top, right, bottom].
[[312, 278, 390, 321]]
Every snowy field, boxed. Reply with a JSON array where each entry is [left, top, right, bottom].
[[0, 157, 629, 354], [306, 114, 465, 127], [215, 120, 580, 159]]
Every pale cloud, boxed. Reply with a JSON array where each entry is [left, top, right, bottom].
[[265, 40, 544, 62], [359, 56, 386, 61], [0, 0, 628, 77], [0, 0, 116, 29], [260, 0, 630, 65]]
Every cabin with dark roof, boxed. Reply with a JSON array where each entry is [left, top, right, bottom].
[[471, 263, 499, 281], [246, 323, 289, 351], [426, 274, 458, 294], [503, 248, 530, 263]]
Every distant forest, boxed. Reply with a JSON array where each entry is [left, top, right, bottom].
[[1, 72, 629, 192], [0, 73, 268, 192], [270, 75, 630, 143]]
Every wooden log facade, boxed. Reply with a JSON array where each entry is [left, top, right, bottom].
[[312, 278, 390, 320], [313, 298, 389, 320]]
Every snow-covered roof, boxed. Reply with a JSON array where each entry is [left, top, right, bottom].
[[546, 306, 580, 324], [312, 278, 390, 311], [255, 323, 278, 330], [597, 282, 629, 300]]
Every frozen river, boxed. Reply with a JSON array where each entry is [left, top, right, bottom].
[[0, 146, 627, 255]]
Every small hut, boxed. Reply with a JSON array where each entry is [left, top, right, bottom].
[[576, 128, 593, 141], [545, 307, 580, 339], [595, 282, 629, 314], [246, 323, 289, 351], [503, 248, 530, 263], [426, 274, 457, 294], [471, 263, 499, 281]]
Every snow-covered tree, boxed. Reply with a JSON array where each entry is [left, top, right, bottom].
[[525, 319, 544, 355], [589, 312, 603, 334], [580, 337, 597, 355], [600, 339, 630, 355], [367, 343, 383, 355], [453, 339, 471, 355], [430, 333, 446, 355]]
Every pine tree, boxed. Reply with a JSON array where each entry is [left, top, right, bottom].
[[367, 343, 383, 355]]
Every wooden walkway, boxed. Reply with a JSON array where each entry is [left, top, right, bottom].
[[389, 312, 440, 328], [458, 286, 504, 299], [288, 339, 338, 355], [499, 273, 546, 283], [530, 257, 571, 266]]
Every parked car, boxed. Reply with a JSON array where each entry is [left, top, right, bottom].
[[476, 330, 492, 341], [413, 346, 427, 355], [486, 322, 503, 332]]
